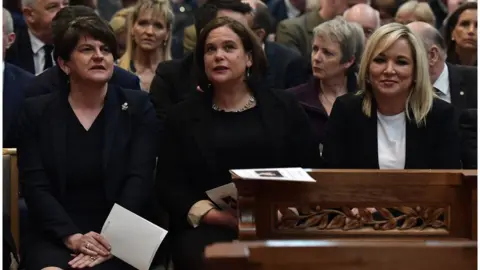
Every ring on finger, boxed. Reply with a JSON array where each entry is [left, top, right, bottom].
[[85, 243, 91, 250], [90, 256, 97, 261]]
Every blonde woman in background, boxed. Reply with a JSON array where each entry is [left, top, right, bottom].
[[323, 23, 461, 169], [395, 0, 436, 25], [110, 6, 135, 56], [118, 0, 174, 91]]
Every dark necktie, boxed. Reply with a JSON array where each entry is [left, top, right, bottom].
[[433, 87, 443, 97], [43, 45, 54, 71]]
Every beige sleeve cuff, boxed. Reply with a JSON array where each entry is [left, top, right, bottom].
[[188, 200, 216, 228]]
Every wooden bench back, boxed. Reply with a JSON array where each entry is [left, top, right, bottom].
[[3, 148, 19, 252], [233, 170, 477, 240], [205, 240, 477, 270]]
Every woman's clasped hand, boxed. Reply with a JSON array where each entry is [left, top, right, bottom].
[[64, 232, 112, 268]]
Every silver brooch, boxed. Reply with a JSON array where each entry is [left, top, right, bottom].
[[121, 102, 128, 111]]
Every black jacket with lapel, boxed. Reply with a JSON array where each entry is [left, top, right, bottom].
[[149, 52, 197, 122], [5, 27, 35, 74], [156, 83, 320, 229], [17, 84, 158, 240], [447, 63, 477, 110], [323, 93, 461, 169]]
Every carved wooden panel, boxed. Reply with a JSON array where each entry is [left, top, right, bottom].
[[276, 206, 448, 233]]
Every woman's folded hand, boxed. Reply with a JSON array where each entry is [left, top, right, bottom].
[[201, 209, 238, 229], [64, 232, 111, 256]]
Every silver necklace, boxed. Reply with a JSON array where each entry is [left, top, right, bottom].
[[212, 96, 256, 112]]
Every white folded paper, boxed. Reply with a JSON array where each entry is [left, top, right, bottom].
[[206, 183, 238, 213], [230, 167, 315, 182], [101, 204, 168, 270]]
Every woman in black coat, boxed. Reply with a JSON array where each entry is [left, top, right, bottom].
[[156, 17, 320, 270], [18, 15, 158, 270], [323, 23, 461, 170]]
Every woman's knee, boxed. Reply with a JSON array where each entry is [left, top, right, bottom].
[[41, 267, 64, 270]]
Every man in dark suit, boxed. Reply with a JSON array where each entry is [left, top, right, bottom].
[[23, 5, 141, 98], [149, 0, 253, 121], [2, 9, 32, 269], [276, 0, 348, 60], [252, 0, 308, 89], [268, 0, 305, 32], [408, 22, 477, 169], [408, 21, 477, 110], [3, 8, 34, 148], [5, 0, 68, 75]]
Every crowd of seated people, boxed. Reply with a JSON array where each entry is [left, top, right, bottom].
[[2, 0, 478, 269]]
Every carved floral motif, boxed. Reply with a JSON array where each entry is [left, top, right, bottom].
[[277, 206, 446, 231]]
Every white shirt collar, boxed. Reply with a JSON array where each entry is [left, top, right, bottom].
[[433, 63, 450, 96], [284, 0, 301, 18], [28, 29, 45, 54]]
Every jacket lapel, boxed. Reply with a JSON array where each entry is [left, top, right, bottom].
[[253, 84, 285, 163], [404, 116, 423, 169], [189, 92, 219, 173], [49, 91, 68, 197], [362, 100, 380, 169], [447, 63, 467, 110]]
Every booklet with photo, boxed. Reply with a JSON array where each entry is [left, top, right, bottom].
[[101, 204, 168, 270], [206, 183, 238, 213], [230, 167, 315, 182]]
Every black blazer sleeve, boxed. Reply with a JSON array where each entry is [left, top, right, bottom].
[[155, 112, 204, 223], [117, 94, 159, 213], [283, 91, 322, 168], [322, 96, 351, 168], [430, 100, 462, 169], [17, 102, 80, 241], [149, 62, 175, 122], [459, 109, 477, 169]]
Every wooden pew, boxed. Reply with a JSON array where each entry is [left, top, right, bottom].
[[233, 169, 477, 241], [3, 148, 20, 252], [205, 240, 477, 270]]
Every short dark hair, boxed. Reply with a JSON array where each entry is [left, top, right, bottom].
[[251, 1, 274, 41], [54, 16, 118, 62], [194, 0, 252, 36], [195, 16, 267, 91], [52, 6, 98, 39], [443, 1, 477, 64]]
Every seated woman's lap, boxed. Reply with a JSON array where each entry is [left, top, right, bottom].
[[25, 230, 134, 270], [171, 224, 237, 270]]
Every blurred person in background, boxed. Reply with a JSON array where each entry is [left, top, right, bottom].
[[5, 0, 68, 75], [372, 0, 407, 25], [276, 0, 349, 60], [443, 1, 477, 66], [118, 0, 174, 91], [109, 6, 135, 57], [395, 0, 436, 25], [3, 8, 34, 149], [251, 0, 309, 89], [344, 3, 381, 40]]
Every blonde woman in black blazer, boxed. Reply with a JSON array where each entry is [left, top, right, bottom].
[[323, 23, 461, 169]]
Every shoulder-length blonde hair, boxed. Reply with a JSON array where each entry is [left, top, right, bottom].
[[118, 0, 174, 71], [357, 23, 434, 126]]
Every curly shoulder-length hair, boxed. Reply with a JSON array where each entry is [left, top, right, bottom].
[[195, 16, 268, 92], [357, 23, 433, 127]]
